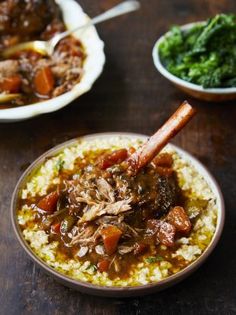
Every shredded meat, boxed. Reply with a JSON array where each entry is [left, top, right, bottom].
[[24, 147, 198, 279], [61, 153, 181, 249], [70, 225, 99, 246], [118, 245, 134, 255], [96, 178, 115, 203], [0, 60, 19, 77], [79, 199, 132, 223], [66, 174, 133, 224]]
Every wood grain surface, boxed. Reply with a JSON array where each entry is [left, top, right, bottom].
[[1, 0, 236, 314]]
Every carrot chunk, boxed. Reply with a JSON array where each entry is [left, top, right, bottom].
[[51, 222, 61, 234], [153, 153, 173, 168], [34, 66, 55, 96], [99, 149, 128, 170], [157, 221, 176, 247], [134, 242, 148, 256], [37, 191, 59, 213], [0, 75, 21, 93], [155, 166, 173, 177], [97, 259, 110, 273], [167, 206, 192, 233], [128, 147, 136, 154], [147, 219, 176, 247], [100, 225, 122, 255]]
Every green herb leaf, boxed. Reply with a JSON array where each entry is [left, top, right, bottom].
[[55, 158, 65, 172], [145, 255, 164, 263], [86, 263, 97, 272], [60, 216, 75, 234]]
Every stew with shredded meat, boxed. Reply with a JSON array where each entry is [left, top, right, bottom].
[[19, 148, 197, 279], [0, 0, 86, 108]]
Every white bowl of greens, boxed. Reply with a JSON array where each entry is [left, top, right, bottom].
[[153, 14, 236, 101]]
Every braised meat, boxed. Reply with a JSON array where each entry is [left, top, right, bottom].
[[19, 103, 197, 279], [0, 0, 85, 108], [30, 149, 192, 278], [0, 0, 61, 37]]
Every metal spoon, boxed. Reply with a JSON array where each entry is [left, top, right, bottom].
[[2, 1, 140, 58]]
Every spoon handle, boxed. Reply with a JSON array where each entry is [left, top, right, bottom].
[[90, 0, 140, 25], [50, 1, 140, 49]]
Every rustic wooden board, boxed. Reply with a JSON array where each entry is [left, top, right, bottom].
[[0, 0, 236, 314]]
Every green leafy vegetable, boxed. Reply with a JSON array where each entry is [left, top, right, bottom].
[[86, 263, 97, 272], [55, 158, 65, 172], [145, 255, 164, 263], [159, 14, 236, 88]]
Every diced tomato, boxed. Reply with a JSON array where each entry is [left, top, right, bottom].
[[100, 225, 122, 255], [157, 221, 176, 247], [152, 153, 174, 177], [129, 147, 136, 154], [155, 166, 173, 177], [97, 259, 110, 273], [0, 75, 21, 93], [152, 153, 173, 168], [167, 206, 192, 234], [37, 191, 59, 213], [146, 219, 161, 235], [33, 66, 55, 96], [134, 242, 148, 256], [99, 149, 128, 170], [51, 222, 61, 234], [147, 219, 176, 247]]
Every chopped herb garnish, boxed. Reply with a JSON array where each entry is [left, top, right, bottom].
[[86, 263, 97, 272], [145, 255, 164, 263], [55, 158, 65, 172], [159, 14, 236, 88], [60, 220, 68, 234]]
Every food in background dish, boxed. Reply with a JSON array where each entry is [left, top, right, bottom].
[[158, 14, 236, 88], [0, 0, 86, 108]]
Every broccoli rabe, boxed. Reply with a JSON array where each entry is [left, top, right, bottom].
[[159, 14, 236, 88]]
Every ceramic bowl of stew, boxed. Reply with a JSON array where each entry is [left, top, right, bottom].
[[0, 0, 105, 122], [11, 133, 225, 297]]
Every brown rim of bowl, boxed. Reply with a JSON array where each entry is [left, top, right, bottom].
[[11, 132, 225, 297]]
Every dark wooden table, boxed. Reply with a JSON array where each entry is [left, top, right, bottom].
[[1, 0, 236, 314]]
